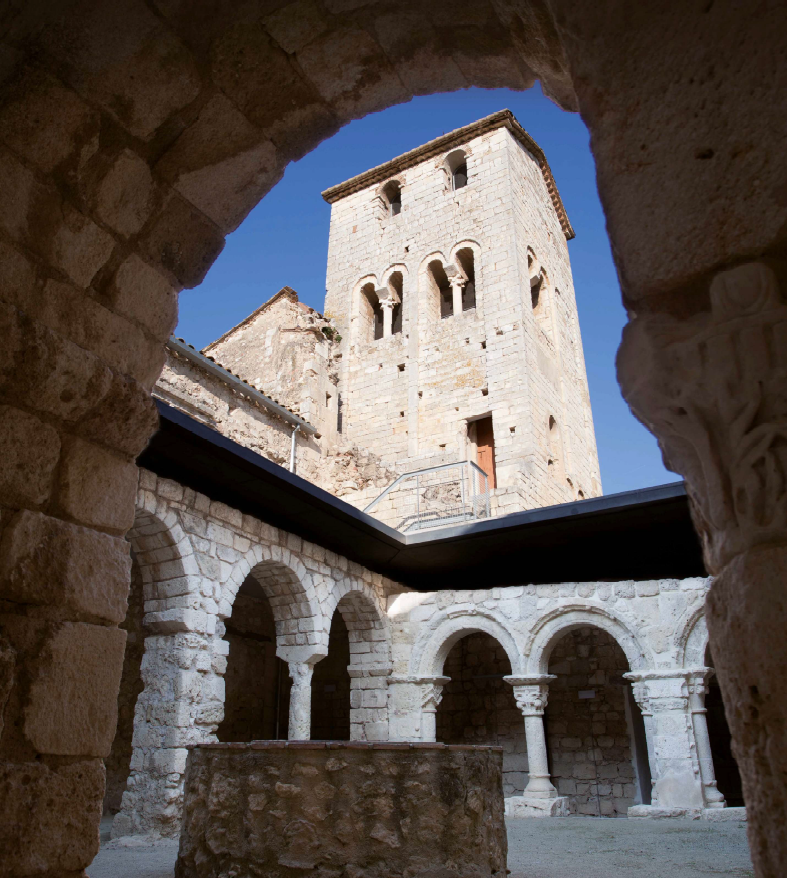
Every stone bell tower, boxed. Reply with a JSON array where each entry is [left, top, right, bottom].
[[323, 110, 601, 513]]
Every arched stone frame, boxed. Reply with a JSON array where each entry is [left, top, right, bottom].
[[442, 146, 472, 191], [522, 604, 654, 811], [676, 605, 710, 669], [112, 498, 201, 839], [350, 273, 381, 350], [449, 238, 481, 313], [375, 176, 405, 220], [418, 250, 451, 329], [411, 609, 526, 679], [381, 262, 408, 336], [321, 577, 391, 741], [219, 543, 327, 663], [524, 605, 651, 675]]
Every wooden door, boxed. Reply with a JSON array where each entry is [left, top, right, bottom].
[[475, 416, 496, 489]]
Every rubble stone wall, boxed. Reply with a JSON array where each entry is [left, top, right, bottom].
[[546, 627, 637, 816], [155, 347, 399, 506], [175, 742, 507, 878]]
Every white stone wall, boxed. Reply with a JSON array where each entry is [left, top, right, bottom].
[[323, 124, 601, 507]]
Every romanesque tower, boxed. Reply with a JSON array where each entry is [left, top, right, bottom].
[[322, 110, 601, 512]]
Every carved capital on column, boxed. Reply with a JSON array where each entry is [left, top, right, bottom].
[[685, 667, 714, 707], [419, 676, 450, 712], [624, 670, 690, 713], [618, 261, 787, 572], [505, 675, 556, 716]]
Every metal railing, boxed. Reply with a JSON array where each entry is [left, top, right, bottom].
[[364, 460, 490, 532]]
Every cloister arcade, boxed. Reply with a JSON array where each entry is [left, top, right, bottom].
[[1, 3, 783, 876], [102, 470, 742, 836]]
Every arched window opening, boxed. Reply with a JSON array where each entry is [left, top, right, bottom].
[[531, 272, 543, 310], [428, 260, 453, 319], [436, 632, 523, 797], [455, 247, 476, 311], [382, 180, 402, 216], [360, 281, 384, 342], [388, 270, 404, 335], [528, 250, 553, 341], [545, 626, 650, 816], [445, 149, 468, 191], [103, 550, 149, 817], [311, 611, 351, 740], [217, 576, 290, 742], [705, 645, 745, 806]]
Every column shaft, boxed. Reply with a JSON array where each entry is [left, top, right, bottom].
[[288, 661, 314, 740]]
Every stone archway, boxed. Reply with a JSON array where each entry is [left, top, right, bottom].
[[2, 4, 786, 875], [321, 584, 391, 741]]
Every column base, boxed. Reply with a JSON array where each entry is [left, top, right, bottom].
[[505, 795, 570, 818], [627, 805, 747, 821]]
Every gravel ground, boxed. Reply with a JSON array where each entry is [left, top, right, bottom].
[[88, 816, 753, 878]]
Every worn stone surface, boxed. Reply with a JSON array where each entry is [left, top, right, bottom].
[[175, 742, 507, 878], [0, 3, 783, 876]]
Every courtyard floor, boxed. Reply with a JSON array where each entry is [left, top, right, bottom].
[[88, 816, 754, 878]]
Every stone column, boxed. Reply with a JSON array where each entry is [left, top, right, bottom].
[[381, 300, 394, 338], [618, 263, 785, 857], [687, 669, 726, 809], [288, 661, 315, 740], [450, 278, 466, 317], [624, 671, 704, 814], [419, 676, 450, 742], [504, 675, 569, 817]]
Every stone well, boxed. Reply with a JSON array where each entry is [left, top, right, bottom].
[[175, 741, 507, 878]]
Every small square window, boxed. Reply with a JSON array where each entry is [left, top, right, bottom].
[[398, 363, 405, 372]]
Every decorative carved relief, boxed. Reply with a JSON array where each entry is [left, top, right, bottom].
[[618, 261, 787, 572]]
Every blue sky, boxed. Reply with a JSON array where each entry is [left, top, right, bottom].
[[175, 85, 675, 496]]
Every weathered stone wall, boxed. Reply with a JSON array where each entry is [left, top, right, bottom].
[[175, 742, 507, 878], [155, 344, 399, 507], [546, 627, 638, 816], [104, 555, 147, 814], [203, 287, 341, 443], [436, 632, 528, 796]]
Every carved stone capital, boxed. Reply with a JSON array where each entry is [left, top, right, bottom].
[[419, 676, 450, 712], [505, 675, 556, 716], [618, 261, 787, 572]]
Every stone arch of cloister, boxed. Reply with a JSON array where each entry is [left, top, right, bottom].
[[220, 544, 325, 657], [412, 609, 525, 679], [677, 606, 710, 669], [524, 605, 650, 675], [2, 3, 784, 874]]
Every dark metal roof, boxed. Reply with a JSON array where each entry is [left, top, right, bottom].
[[138, 401, 706, 590]]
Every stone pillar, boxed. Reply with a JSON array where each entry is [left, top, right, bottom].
[[625, 671, 704, 814], [288, 661, 315, 740], [687, 669, 726, 809], [450, 278, 466, 317], [381, 300, 394, 338], [618, 262, 783, 861], [348, 666, 391, 741], [419, 676, 450, 742], [504, 675, 569, 817]]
